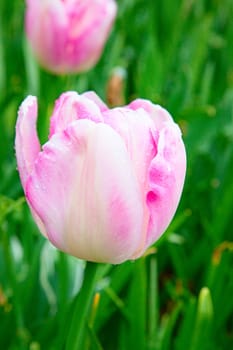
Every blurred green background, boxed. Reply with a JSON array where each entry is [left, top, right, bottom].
[[0, 0, 233, 349]]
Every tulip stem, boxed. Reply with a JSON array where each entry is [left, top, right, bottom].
[[65, 261, 100, 350]]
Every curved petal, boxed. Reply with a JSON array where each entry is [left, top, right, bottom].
[[102, 106, 158, 257], [15, 95, 41, 189], [57, 0, 117, 72], [128, 100, 186, 255], [49, 91, 103, 138], [103, 106, 157, 189], [15, 95, 49, 238], [26, 0, 67, 70], [26, 119, 144, 264], [128, 99, 172, 130], [82, 91, 108, 112], [144, 123, 186, 250]]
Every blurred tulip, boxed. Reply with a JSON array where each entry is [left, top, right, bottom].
[[25, 0, 117, 74], [15, 91, 186, 264]]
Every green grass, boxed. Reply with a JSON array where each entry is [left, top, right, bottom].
[[1, 0, 233, 349]]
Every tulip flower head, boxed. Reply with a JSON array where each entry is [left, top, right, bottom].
[[15, 92, 186, 264], [25, 0, 117, 74]]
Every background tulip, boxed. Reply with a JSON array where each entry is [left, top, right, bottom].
[[15, 92, 186, 264], [25, 0, 117, 74]]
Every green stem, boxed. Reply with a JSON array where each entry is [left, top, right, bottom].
[[65, 261, 100, 350], [148, 256, 158, 348]]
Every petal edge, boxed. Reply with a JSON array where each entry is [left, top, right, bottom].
[[15, 96, 41, 189]]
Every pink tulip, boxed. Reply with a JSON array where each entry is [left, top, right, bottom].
[[15, 92, 186, 264], [25, 0, 117, 74]]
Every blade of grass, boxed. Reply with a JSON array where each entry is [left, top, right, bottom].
[[190, 287, 214, 350]]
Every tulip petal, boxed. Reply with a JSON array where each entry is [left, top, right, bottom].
[[15, 96, 49, 238], [26, 119, 144, 264], [129, 99, 172, 130], [15, 95, 41, 189], [26, 0, 67, 68], [102, 106, 159, 257], [145, 123, 186, 248], [59, 0, 117, 72], [128, 99, 186, 254], [103, 106, 157, 190], [49, 91, 103, 137], [82, 91, 108, 112]]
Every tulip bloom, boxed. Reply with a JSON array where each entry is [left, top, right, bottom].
[[15, 92, 186, 264], [25, 0, 117, 74]]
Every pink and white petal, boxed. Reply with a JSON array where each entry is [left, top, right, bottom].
[[49, 91, 104, 138], [102, 107, 159, 257], [15, 95, 41, 189], [26, 119, 144, 264], [81, 91, 108, 112], [103, 107, 157, 189], [143, 123, 186, 251], [59, 0, 117, 72], [26, 1, 68, 71], [128, 99, 172, 130]]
